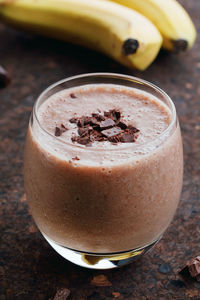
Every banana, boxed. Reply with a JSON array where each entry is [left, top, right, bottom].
[[108, 0, 196, 52], [0, 0, 162, 70]]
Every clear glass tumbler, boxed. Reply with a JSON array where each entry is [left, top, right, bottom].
[[24, 73, 183, 269]]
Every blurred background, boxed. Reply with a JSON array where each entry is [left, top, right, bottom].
[[0, 0, 199, 299]]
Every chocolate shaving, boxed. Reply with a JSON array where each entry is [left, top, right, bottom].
[[127, 125, 140, 134], [70, 93, 77, 98], [72, 156, 80, 161], [54, 124, 68, 136], [179, 256, 200, 281], [55, 127, 62, 137], [61, 123, 68, 130], [69, 109, 139, 146]]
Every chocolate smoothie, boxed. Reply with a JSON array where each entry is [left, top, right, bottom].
[[24, 83, 183, 253]]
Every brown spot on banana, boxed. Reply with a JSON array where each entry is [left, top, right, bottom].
[[122, 38, 139, 56], [173, 39, 188, 53]]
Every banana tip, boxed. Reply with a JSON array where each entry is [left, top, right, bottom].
[[173, 39, 188, 53], [122, 38, 139, 56]]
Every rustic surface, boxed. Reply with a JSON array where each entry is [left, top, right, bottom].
[[0, 1, 200, 299]]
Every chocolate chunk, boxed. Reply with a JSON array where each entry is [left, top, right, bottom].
[[55, 124, 68, 136], [188, 257, 200, 277], [90, 117, 100, 126], [179, 256, 200, 280], [61, 124, 68, 130], [72, 156, 80, 161], [99, 115, 105, 121], [104, 111, 111, 118], [55, 127, 62, 136], [119, 132, 136, 143], [118, 121, 127, 130], [77, 117, 85, 127], [69, 118, 77, 124], [127, 125, 140, 134], [112, 110, 121, 121], [90, 130, 105, 142], [108, 135, 120, 143], [92, 113, 105, 121], [102, 127, 123, 138], [72, 135, 91, 145], [104, 109, 120, 121], [70, 93, 77, 98], [78, 126, 90, 136], [77, 116, 92, 127], [0, 65, 11, 88], [70, 109, 139, 146], [100, 118, 115, 130]]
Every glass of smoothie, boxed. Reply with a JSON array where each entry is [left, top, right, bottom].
[[24, 73, 183, 269]]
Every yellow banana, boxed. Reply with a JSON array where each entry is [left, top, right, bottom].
[[0, 0, 162, 70], [108, 0, 196, 52]]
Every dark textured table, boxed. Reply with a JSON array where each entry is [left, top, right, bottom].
[[0, 1, 200, 299]]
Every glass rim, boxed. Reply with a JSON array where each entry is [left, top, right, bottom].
[[33, 72, 177, 152]]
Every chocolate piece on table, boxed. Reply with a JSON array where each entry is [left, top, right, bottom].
[[0, 65, 11, 88], [179, 256, 200, 280], [188, 257, 200, 277], [53, 288, 70, 300]]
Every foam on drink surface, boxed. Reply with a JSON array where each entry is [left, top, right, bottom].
[[35, 84, 172, 164]]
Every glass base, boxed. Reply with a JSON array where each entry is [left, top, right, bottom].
[[43, 233, 160, 269]]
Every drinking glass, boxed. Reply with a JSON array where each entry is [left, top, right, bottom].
[[24, 73, 183, 269]]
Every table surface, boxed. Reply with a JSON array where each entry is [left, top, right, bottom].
[[0, 0, 200, 299]]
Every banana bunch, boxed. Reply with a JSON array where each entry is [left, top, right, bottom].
[[108, 0, 196, 52], [0, 0, 196, 70]]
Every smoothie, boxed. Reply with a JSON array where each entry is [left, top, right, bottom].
[[24, 83, 183, 253]]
